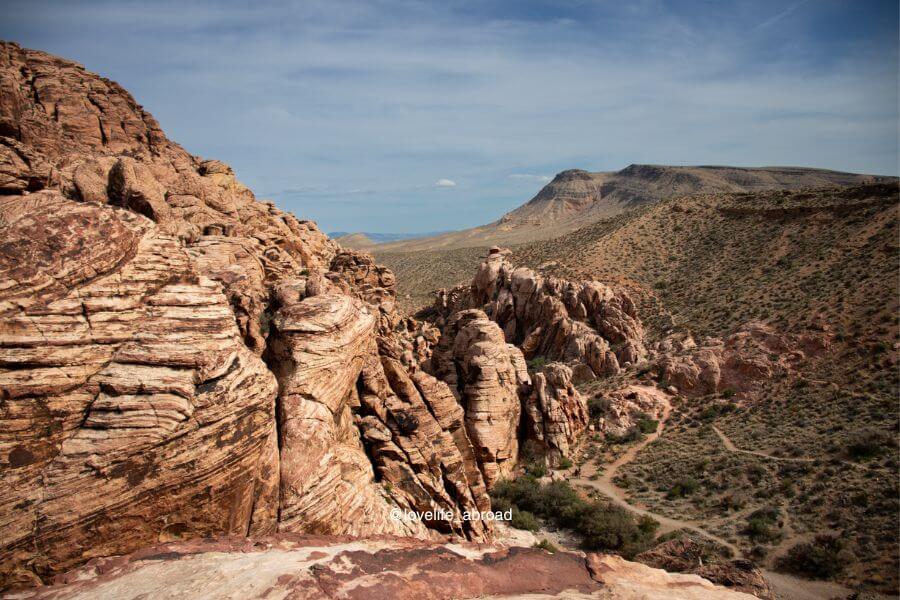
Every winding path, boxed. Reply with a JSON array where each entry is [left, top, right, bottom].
[[567, 389, 857, 600], [569, 388, 742, 558], [711, 426, 815, 463]]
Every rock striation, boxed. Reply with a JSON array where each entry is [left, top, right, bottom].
[[0, 41, 491, 588], [429, 309, 529, 486], [5, 535, 760, 600], [523, 362, 589, 465]]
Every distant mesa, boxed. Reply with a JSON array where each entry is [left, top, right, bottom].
[[333, 230, 452, 250], [372, 164, 891, 252]]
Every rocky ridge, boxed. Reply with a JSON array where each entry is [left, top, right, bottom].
[[4, 535, 758, 600], [0, 41, 495, 587], [0, 40, 782, 599]]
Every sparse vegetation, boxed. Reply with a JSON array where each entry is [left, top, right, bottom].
[[777, 535, 852, 579], [491, 476, 656, 557]]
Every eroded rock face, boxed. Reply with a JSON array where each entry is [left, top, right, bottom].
[[0, 41, 496, 589], [433, 247, 646, 379], [0, 194, 279, 586], [5, 535, 760, 600], [654, 323, 830, 398], [523, 362, 589, 465], [637, 538, 775, 600], [430, 309, 530, 487]]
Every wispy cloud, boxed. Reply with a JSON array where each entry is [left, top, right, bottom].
[[434, 178, 457, 188], [509, 173, 552, 182], [755, 0, 809, 30], [2, 0, 894, 233]]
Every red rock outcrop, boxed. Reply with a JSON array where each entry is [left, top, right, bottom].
[[637, 537, 775, 600], [592, 385, 670, 438], [0, 193, 279, 586], [0, 41, 493, 589], [523, 362, 589, 465], [432, 247, 646, 379], [654, 323, 830, 398], [429, 309, 530, 487], [5, 535, 760, 600]]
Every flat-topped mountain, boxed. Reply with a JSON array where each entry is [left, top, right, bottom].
[[367, 164, 888, 253]]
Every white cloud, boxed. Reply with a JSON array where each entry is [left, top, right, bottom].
[[434, 178, 456, 188], [509, 174, 552, 182]]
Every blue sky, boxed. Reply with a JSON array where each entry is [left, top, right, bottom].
[[2, 0, 897, 233]]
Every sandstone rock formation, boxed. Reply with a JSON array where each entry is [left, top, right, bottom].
[[592, 385, 669, 438], [1, 192, 280, 586], [5, 535, 760, 600], [654, 323, 830, 398], [0, 41, 491, 588], [429, 309, 530, 486], [523, 362, 589, 465], [432, 247, 646, 379], [637, 537, 775, 600]]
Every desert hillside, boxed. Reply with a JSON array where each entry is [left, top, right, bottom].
[[514, 182, 899, 338], [367, 164, 888, 254]]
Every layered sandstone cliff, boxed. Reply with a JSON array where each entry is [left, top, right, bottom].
[[0, 41, 490, 588]]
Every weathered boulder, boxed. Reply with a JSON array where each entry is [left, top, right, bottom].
[[523, 362, 589, 465], [6, 535, 760, 600], [637, 537, 775, 600], [592, 385, 670, 438]]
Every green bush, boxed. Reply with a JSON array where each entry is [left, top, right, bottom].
[[525, 462, 547, 478], [533, 538, 558, 553], [588, 396, 612, 419], [557, 457, 574, 470], [527, 356, 548, 371], [510, 508, 540, 531], [634, 411, 658, 434], [491, 476, 654, 557], [776, 535, 851, 579], [745, 506, 781, 543], [666, 477, 699, 498], [846, 428, 893, 460]]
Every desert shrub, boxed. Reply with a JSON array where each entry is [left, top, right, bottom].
[[666, 477, 699, 498], [527, 356, 548, 371], [745, 506, 781, 543], [491, 476, 654, 557], [776, 535, 851, 579], [635, 412, 658, 434], [846, 428, 893, 460], [510, 508, 539, 531], [588, 396, 612, 419], [525, 462, 547, 478], [557, 457, 573, 470], [533, 539, 558, 553], [607, 427, 643, 445]]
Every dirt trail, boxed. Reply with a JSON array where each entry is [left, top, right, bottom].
[[711, 426, 815, 463], [570, 388, 743, 558], [567, 388, 859, 600]]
